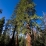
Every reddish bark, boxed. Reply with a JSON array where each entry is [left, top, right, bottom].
[[15, 32, 19, 46], [25, 23, 32, 46], [26, 33, 32, 46]]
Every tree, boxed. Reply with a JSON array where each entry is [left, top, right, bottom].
[[0, 17, 5, 36], [0, 17, 5, 46], [8, 0, 40, 46], [19, 36, 26, 46], [42, 12, 46, 46]]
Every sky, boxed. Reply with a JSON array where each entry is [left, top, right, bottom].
[[0, 0, 19, 19], [34, 0, 46, 16], [0, 0, 46, 20]]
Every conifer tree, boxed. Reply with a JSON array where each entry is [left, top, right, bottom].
[[0, 17, 5, 35], [9, 0, 40, 46]]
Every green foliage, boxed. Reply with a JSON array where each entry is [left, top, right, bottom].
[[0, 17, 5, 35], [32, 32, 45, 46], [19, 36, 26, 46], [10, 0, 40, 35], [0, 17, 10, 46], [0, 0, 44, 46]]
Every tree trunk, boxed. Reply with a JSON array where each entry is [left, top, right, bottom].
[[26, 33, 32, 46], [16, 32, 19, 46], [8, 29, 15, 46]]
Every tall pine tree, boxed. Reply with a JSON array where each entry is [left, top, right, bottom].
[[9, 0, 40, 46]]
